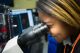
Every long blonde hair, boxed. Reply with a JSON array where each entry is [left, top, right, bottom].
[[37, 0, 80, 29]]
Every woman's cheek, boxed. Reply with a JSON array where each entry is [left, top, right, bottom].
[[49, 26, 67, 42], [49, 26, 61, 36]]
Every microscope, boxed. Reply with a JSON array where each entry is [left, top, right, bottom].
[[2, 23, 48, 53]]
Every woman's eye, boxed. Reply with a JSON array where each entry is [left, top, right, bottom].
[[47, 25, 53, 28]]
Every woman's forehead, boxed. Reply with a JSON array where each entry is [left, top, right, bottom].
[[38, 11, 58, 23]]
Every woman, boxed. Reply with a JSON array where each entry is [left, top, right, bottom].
[[37, 0, 80, 53]]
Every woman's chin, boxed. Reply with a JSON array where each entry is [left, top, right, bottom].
[[55, 38, 63, 43]]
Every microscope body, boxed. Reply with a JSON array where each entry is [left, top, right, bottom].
[[2, 36, 23, 53], [2, 23, 48, 53]]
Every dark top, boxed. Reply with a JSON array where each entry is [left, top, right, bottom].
[[56, 35, 80, 53], [74, 40, 80, 53]]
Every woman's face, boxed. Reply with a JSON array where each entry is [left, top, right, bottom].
[[38, 12, 69, 43]]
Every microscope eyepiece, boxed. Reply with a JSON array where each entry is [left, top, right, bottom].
[[18, 23, 48, 47]]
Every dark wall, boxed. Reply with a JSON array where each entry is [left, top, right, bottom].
[[0, 0, 14, 7]]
